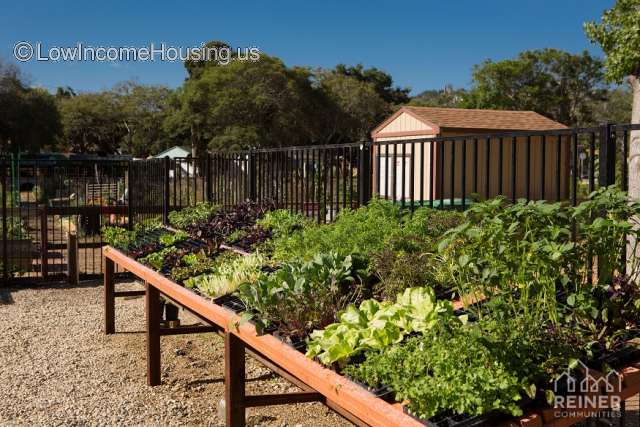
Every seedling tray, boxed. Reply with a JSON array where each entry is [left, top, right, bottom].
[[405, 407, 508, 427], [214, 294, 246, 314]]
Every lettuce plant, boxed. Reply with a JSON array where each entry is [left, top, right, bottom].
[[185, 253, 266, 297], [306, 287, 457, 366]]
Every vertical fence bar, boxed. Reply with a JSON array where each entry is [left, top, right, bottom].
[[599, 123, 616, 188], [127, 161, 133, 229], [526, 135, 531, 201], [462, 139, 467, 210], [420, 141, 425, 207], [401, 143, 406, 208], [541, 135, 546, 200], [359, 144, 371, 207], [2, 157, 7, 284], [556, 135, 562, 201], [498, 137, 504, 196], [450, 140, 455, 207], [162, 157, 170, 225], [485, 137, 491, 199], [589, 132, 596, 192], [473, 138, 478, 195], [409, 141, 415, 211], [439, 141, 445, 208], [571, 133, 578, 207], [429, 141, 435, 208], [511, 136, 517, 203]]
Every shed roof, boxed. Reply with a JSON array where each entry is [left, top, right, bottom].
[[372, 106, 567, 138]]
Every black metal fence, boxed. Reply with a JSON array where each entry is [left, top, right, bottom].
[[2, 122, 639, 285]]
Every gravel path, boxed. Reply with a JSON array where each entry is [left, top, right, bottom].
[[0, 281, 351, 427]]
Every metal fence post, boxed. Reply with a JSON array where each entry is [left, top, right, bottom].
[[127, 160, 133, 230], [205, 154, 212, 202], [2, 157, 7, 285], [599, 123, 616, 187], [248, 150, 257, 201], [162, 156, 170, 225], [358, 143, 372, 206]]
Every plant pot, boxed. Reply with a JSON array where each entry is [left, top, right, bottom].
[[0, 239, 34, 272]]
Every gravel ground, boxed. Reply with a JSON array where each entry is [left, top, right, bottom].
[[0, 280, 351, 427]]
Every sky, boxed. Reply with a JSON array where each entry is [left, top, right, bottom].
[[0, 0, 615, 95]]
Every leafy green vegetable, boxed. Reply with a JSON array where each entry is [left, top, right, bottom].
[[139, 246, 177, 270], [101, 225, 136, 250], [237, 252, 368, 337], [306, 287, 457, 366], [170, 250, 221, 282], [344, 317, 576, 419], [168, 202, 219, 229], [159, 230, 188, 246], [185, 253, 266, 297]]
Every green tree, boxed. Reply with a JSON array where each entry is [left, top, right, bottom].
[[585, 0, 640, 261], [410, 85, 467, 108], [464, 49, 607, 126], [314, 70, 389, 143], [334, 63, 410, 105], [167, 53, 322, 152], [57, 91, 125, 153], [114, 81, 173, 157], [0, 60, 61, 153]]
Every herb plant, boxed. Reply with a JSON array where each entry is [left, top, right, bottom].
[[168, 202, 219, 229]]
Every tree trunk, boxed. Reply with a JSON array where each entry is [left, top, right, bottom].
[[627, 75, 640, 273]]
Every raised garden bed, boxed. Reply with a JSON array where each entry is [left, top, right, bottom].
[[101, 188, 640, 427]]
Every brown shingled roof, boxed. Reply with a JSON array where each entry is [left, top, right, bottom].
[[373, 106, 567, 136]]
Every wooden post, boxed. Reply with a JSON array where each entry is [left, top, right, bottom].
[[67, 231, 78, 285], [225, 332, 246, 427], [104, 256, 115, 334], [145, 281, 161, 386]]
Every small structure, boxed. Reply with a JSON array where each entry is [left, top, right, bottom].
[[370, 106, 569, 202], [153, 146, 194, 177]]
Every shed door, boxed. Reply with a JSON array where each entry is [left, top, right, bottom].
[[378, 155, 410, 200]]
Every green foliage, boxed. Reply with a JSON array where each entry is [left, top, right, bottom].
[[270, 199, 406, 264], [256, 209, 310, 238], [439, 198, 574, 323], [158, 230, 188, 246], [237, 252, 368, 337], [333, 63, 410, 105], [168, 202, 219, 229], [101, 225, 136, 250], [0, 59, 61, 153], [409, 85, 467, 108], [585, 0, 640, 83], [170, 250, 221, 282], [3, 216, 29, 240], [344, 317, 576, 419], [306, 287, 457, 366], [185, 253, 266, 297], [463, 49, 606, 126], [139, 246, 177, 270]]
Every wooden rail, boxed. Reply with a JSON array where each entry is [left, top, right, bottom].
[[102, 246, 640, 427]]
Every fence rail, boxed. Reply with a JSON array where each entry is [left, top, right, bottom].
[[2, 122, 639, 285]]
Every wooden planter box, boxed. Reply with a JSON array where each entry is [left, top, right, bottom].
[[104, 246, 640, 427], [0, 239, 34, 272]]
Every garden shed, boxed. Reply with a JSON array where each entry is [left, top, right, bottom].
[[370, 106, 569, 202]]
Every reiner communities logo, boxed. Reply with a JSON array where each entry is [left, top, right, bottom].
[[552, 359, 622, 419]]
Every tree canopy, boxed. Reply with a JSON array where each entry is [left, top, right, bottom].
[[0, 60, 61, 153], [464, 49, 607, 127]]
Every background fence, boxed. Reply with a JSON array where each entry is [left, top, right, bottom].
[[2, 122, 639, 285]]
